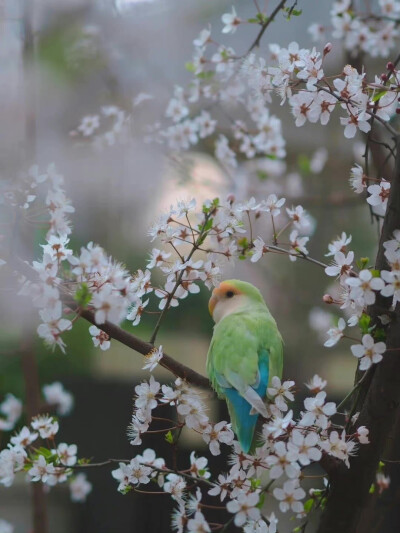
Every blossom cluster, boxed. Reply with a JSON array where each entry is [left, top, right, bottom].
[[321, 229, 400, 370], [12, 162, 317, 356], [118, 371, 369, 532], [0, 411, 91, 502], [309, 0, 400, 59]]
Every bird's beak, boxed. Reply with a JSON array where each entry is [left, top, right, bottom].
[[208, 294, 218, 316]]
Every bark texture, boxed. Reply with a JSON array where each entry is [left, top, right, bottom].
[[317, 138, 400, 533]]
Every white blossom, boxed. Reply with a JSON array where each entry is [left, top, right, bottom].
[[351, 334, 386, 370], [324, 318, 346, 347], [273, 480, 305, 513], [70, 473, 92, 502], [227, 491, 261, 527]]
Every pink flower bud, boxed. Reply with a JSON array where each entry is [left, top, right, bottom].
[[323, 42, 332, 56], [323, 294, 334, 304]]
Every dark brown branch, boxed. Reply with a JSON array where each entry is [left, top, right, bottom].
[[317, 136, 400, 533], [246, 0, 287, 55], [13, 256, 212, 390], [79, 307, 212, 390]]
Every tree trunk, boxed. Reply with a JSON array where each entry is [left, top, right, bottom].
[[317, 137, 400, 533]]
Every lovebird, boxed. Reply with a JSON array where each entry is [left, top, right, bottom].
[[206, 280, 283, 453]]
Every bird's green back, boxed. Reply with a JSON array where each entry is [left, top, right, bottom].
[[206, 301, 283, 396]]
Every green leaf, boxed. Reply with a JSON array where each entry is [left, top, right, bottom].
[[185, 62, 196, 73], [202, 198, 219, 214], [256, 491, 265, 508], [359, 313, 371, 334], [373, 328, 386, 342], [357, 257, 369, 270], [372, 90, 387, 103], [256, 12, 269, 23], [298, 154, 311, 175], [370, 269, 381, 278], [247, 17, 259, 23], [256, 170, 269, 181], [320, 497, 327, 510], [284, 6, 303, 19], [37, 447, 54, 459], [238, 237, 248, 249], [196, 71, 215, 80], [203, 217, 214, 232], [165, 430, 174, 444], [304, 498, 314, 513], [369, 483, 376, 494], [74, 283, 92, 308], [121, 485, 133, 495]]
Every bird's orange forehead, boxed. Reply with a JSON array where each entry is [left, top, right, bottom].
[[208, 282, 243, 315], [212, 281, 240, 298]]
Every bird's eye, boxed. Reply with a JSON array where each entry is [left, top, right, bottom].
[[226, 291, 234, 298]]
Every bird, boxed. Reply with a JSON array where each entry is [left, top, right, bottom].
[[206, 279, 283, 453]]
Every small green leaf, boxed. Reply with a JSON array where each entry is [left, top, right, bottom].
[[256, 491, 265, 508], [372, 90, 387, 103], [256, 170, 269, 181], [165, 430, 174, 444], [298, 154, 311, 175], [247, 17, 259, 23], [37, 447, 54, 459], [284, 6, 302, 19], [357, 257, 369, 270], [373, 328, 386, 342], [196, 71, 215, 80], [304, 498, 314, 513], [121, 485, 133, 495], [203, 217, 214, 232], [369, 483, 376, 494], [320, 497, 327, 510], [256, 12, 269, 23], [185, 62, 196, 73], [202, 198, 219, 214], [74, 283, 92, 308], [359, 313, 371, 334], [238, 237, 248, 249], [370, 269, 381, 278]]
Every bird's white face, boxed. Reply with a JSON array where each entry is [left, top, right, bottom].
[[208, 282, 247, 324]]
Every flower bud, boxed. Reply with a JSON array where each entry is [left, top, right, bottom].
[[323, 294, 334, 304], [323, 42, 332, 56]]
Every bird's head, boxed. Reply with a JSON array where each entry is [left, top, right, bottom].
[[208, 279, 265, 323]]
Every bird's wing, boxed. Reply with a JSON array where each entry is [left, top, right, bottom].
[[207, 311, 280, 452]]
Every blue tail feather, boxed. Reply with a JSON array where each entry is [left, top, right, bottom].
[[223, 349, 270, 453]]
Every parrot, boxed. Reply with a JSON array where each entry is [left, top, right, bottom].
[[206, 279, 283, 454]]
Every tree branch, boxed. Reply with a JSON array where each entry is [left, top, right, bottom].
[[80, 307, 212, 389], [245, 0, 287, 55]]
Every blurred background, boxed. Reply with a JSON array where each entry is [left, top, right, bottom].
[[0, 0, 385, 531]]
